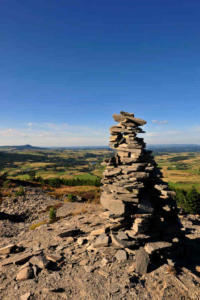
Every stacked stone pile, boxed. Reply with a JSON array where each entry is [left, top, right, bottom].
[[101, 111, 175, 223], [99, 112, 182, 264]]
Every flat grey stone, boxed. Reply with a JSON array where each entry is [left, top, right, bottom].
[[20, 292, 32, 300], [0, 244, 16, 255], [144, 242, 172, 254], [93, 233, 109, 248], [0, 252, 34, 266], [115, 250, 127, 262], [16, 265, 34, 281], [111, 232, 137, 249], [135, 248, 150, 274], [116, 231, 128, 240], [104, 168, 122, 177], [137, 197, 154, 214], [29, 255, 49, 269], [100, 192, 125, 216]]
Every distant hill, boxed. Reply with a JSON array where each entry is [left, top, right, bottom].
[[0, 144, 46, 151], [0, 144, 200, 153], [148, 144, 200, 153]]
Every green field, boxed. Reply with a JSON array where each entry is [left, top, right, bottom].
[[0, 148, 200, 193], [0, 148, 111, 182], [154, 152, 200, 192]]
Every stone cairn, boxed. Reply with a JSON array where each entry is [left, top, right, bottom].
[[99, 111, 182, 272]]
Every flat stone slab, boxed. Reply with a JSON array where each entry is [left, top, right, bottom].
[[100, 193, 125, 216], [135, 247, 150, 274], [137, 197, 154, 214], [104, 168, 122, 177], [93, 233, 109, 248], [0, 252, 34, 267], [116, 231, 129, 240], [0, 244, 16, 255], [115, 250, 127, 262], [30, 254, 49, 269], [144, 242, 172, 254], [111, 232, 137, 249], [58, 229, 83, 238]]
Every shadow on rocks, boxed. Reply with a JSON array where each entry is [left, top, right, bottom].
[[0, 211, 27, 222]]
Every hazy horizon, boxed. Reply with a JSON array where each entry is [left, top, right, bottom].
[[1, 142, 200, 148]]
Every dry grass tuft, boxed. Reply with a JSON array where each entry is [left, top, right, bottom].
[[29, 220, 48, 230]]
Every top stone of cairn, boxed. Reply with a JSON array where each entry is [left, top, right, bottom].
[[112, 111, 147, 126]]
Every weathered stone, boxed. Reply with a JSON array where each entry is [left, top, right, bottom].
[[65, 237, 74, 244], [77, 237, 88, 246], [117, 151, 129, 158], [16, 265, 34, 281], [137, 197, 154, 214], [154, 184, 168, 191], [122, 164, 146, 173], [20, 292, 32, 300], [90, 228, 105, 236], [0, 244, 16, 255], [79, 259, 89, 266], [93, 233, 109, 248], [29, 255, 49, 269], [144, 242, 172, 254], [116, 147, 143, 154], [100, 193, 125, 215], [120, 157, 139, 164], [104, 168, 121, 177], [116, 231, 128, 240], [109, 134, 121, 142], [111, 232, 136, 249], [110, 125, 123, 134], [132, 216, 151, 234], [58, 229, 82, 238], [115, 194, 139, 202], [110, 186, 132, 194], [115, 250, 127, 262], [120, 111, 134, 118], [84, 265, 95, 273], [135, 248, 150, 274], [127, 117, 146, 126], [0, 252, 33, 267], [101, 257, 109, 266], [46, 254, 61, 263], [195, 266, 200, 273]]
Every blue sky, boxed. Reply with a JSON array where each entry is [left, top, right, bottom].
[[0, 0, 200, 146]]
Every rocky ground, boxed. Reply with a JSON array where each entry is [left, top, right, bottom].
[[0, 187, 200, 300]]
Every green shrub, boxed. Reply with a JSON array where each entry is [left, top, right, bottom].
[[185, 187, 200, 214], [45, 175, 101, 188], [48, 178, 62, 187], [15, 186, 25, 196], [49, 207, 57, 222], [67, 194, 76, 202], [28, 170, 36, 181], [35, 176, 45, 185], [173, 186, 200, 214], [3, 180, 11, 188]]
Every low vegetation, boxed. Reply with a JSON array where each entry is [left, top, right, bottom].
[[169, 184, 200, 214], [155, 152, 200, 192], [67, 194, 77, 202], [44, 175, 101, 188], [0, 148, 200, 213], [15, 186, 25, 196], [49, 207, 57, 222], [29, 220, 48, 230]]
